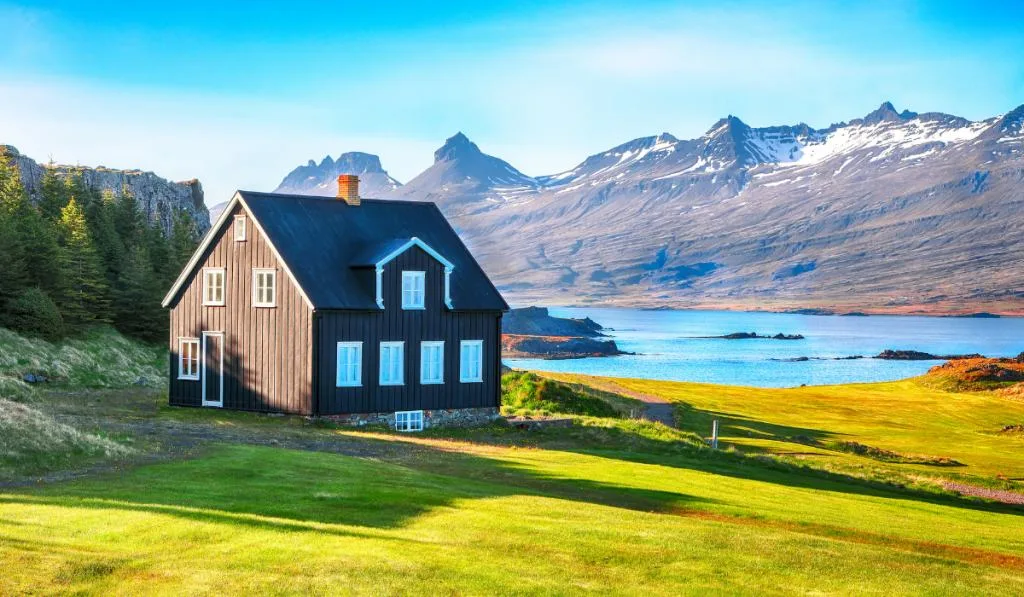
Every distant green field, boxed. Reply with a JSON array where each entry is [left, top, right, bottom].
[[547, 373, 1024, 488], [2, 354, 1024, 594]]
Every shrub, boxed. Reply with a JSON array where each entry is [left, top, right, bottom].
[[501, 371, 620, 418], [3, 288, 64, 340]]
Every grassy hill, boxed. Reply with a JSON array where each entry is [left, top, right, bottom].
[[2, 328, 1024, 594]]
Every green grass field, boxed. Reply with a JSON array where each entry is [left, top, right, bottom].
[[2, 327, 1024, 594], [546, 374, 1024, 489]]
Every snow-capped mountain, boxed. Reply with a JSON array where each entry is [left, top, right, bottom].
[[274, 151, 401, 197], [273, 102, 1024, 313]]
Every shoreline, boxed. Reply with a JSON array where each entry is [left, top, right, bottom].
[[519, 302, 1024, 318]]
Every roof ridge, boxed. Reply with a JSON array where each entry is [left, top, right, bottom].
[[236, 190, 436, 207]]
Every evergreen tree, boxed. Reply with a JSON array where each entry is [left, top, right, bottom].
[[113, 186, 144, 250], [169, 209, 200, 275], [0, 152, 60, 294], [0, 212, 28, 315], [38, 168, 69, 222], [0, 155, 29, 305], [85, 189, 126, 285], [114, 245, 164, 341], [56, 198, 110, 328], [144, 221, 173, 290]]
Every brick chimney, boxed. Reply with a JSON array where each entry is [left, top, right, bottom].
[[337, 174, 360, 206]]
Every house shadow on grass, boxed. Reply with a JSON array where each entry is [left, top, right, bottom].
[[0, 439, 718, 534]]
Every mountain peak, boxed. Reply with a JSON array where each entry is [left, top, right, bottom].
[[435, 132, 482, 162], [335, 151, 385, 173], [861, 101, 917, 125], [706, 115, 750, 137], [999, 104, 1024, 133]]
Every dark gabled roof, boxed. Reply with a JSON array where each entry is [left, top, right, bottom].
[[350, 239, 414, 267], [237, 191, 508, 311]]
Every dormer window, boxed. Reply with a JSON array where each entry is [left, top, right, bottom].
[[402, 271, 425, 309], [234, 215, 246, 242]]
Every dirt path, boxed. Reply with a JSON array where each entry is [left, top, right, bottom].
[[941, 481, 1024, 505], [560, 377, 676, 427]]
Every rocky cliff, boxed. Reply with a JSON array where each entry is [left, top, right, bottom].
[[2, 145, 210, 235]]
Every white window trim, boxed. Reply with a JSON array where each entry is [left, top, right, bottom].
[[460, 340, 484, 383], [234, 215, 247, 242], [401, 270, 426, 310], [252, 268, 277, 308], [336, 341, 363, 387], [177, 337, 200, 380], [379, 341, 405, 386], [366, 237, 454, 311], [420, 341, 445, 385], [395, 410, 424, 432], [202, 268, 225, 306]]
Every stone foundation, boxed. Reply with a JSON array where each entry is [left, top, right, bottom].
[[322, 406, 500, 429]]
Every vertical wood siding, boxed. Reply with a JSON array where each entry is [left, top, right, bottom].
[[167, 203, 314, 414], [317, 246, 502, 415]]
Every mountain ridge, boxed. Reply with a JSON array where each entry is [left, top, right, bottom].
[[273, 101, 1024, 314]]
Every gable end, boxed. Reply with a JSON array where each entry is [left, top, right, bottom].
[[161, 193, 315, 310]]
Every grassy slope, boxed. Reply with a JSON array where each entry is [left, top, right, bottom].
[[545, 374, 1024, 486], [0, 326, 165, 389], [0, 326, 164, 478]]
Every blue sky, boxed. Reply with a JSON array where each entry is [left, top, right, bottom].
[[1, 0, 1022, 204]]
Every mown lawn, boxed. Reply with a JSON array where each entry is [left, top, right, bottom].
[[2, 434, 1024, 595], [546, 374, 1024, 486], [4, 362, 1024, 594]]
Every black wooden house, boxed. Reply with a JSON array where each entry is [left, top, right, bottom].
[[161, 175, 508, 429]]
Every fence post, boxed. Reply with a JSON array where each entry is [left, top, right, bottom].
[[711, 419, 719, 449]]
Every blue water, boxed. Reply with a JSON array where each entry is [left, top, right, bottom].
[[504, 308, 1024, 388]]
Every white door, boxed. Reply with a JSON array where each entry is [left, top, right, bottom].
[[201, 331, 224, 407]]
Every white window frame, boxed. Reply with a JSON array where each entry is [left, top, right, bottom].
[[336, 342, 363, 387], [178, 337, 200, 380], [420, 341, 445, 385], [252, 268, 277, 308], [234, 215, 247, 242], [379, 341, 405, 386], [395, 410, 424, 432], [460, 340, 484, 383], [401, 271, 426, 310], [202, 268, 225, 306]]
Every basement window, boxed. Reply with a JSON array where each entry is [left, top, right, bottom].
[[178, 338, 200, 380], [234, 215, 247, 242], [395, 410, 424, 432]]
